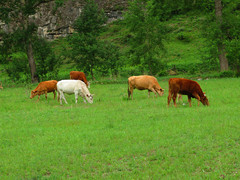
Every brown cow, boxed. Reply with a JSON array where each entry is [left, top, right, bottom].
[[168, 78, 209, 107], [30, 80, 58, 101], [128, 75, 164, 100], [70, 71, 89, 88]]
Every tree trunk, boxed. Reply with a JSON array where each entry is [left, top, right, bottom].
[[215, 0, 229, 71], [27, 41, 38, 83]]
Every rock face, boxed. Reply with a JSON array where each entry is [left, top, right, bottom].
[[0, 0, 126, 41], [0, 0, 126, 40]]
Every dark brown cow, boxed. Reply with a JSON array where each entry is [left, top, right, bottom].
[[30, 80, 58, 101], [70, 71, 89, 88], [128, 75, 164, 100], [168, 78, 209, 107]]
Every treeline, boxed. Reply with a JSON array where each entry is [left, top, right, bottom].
[[0, 0, 240, 83]]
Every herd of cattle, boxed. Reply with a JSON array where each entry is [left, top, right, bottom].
[[29, 71, 209, 107]]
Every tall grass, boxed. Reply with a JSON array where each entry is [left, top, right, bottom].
[[0, 78, 240, 179]]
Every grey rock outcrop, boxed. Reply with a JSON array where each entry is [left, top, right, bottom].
[[0, 0, 127, 40]]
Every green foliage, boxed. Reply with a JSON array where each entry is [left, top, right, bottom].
[[5, 52, 31, 83], [219, 70, 235, 78], [176, 32, 191, 42], [201, 0, 240, 72], [124, 0, 167, 75], [69, 0, 121, 79], [73, 0, 107, 35], [151, 0, 215, 21], [33, 38, 59, 81], [96, 41, 122, 76]]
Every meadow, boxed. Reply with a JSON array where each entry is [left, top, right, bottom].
[[0, 77, 240, 179]]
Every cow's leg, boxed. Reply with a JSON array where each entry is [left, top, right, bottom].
[[130, 87, 134, 100], [75, 92, 78, 104], [187, 95, 192, 107], [148, 90, 151, 98], [149, 88, 157, 97], [177, 94, 182, 102], [45, 91, 47, 100], [37, 95, 40, 102], [57, 91, 60, 101], [53, 90, 56, 100], [61, 92, 68, 104], [167, 91, 172, 106], [192, 93, 201, 106], [59, 92, 63, 105], [173, 93, 177, 107]]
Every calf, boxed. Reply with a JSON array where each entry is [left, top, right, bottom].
[[30, 80, 58, 101], [70, 71, 89, 88], [128, 75, 164, 100], [57, 80, 93, 105], [168, 78, 209, 107]]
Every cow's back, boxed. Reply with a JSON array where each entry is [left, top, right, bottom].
[[131, 75, 158, 89], [169, 78, 202, 95], [57, 80, 81, 93], [35, 80, 57, 91], [70, 71, 88, 87]]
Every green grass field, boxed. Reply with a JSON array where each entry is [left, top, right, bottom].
[[0, 78, 240, 179]]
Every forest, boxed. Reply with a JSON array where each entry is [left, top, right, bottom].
[[0, 0, 240, 84]]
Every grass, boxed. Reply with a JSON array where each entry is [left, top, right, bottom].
[[0, 78, 240, 179]]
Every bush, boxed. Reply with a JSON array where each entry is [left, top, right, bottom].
[[176, 32, 191, 42], [119, 66, 143, 77], [5, 52, 31, 83], [219, 71, 235, 78]]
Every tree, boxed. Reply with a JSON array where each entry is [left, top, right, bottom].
[[124, 0, 166, 75], [68, 0, 107, 80], [215, 0, 229, 71], [0, 0, 62, 82]]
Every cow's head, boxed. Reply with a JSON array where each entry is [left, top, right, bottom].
[[85, 94, 94, 104], [157, 88, 164, 96], [201, 93, 209, 106], [30, 90, 37, 99]]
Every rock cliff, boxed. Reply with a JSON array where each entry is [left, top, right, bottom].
[[0, 0, 127, 40]]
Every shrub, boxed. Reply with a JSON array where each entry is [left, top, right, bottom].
[[219, 71, 235, 78], [176, 32, 191, 42]]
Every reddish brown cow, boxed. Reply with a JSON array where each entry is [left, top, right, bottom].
[[30, 80, 58, 101], [128, 75, 164, 100], [168, 78, 209, 107], [70, 71, 89, 88]]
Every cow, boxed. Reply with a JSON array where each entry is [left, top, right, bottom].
[[70, 71, 90, 88], [57, 80, 93, 105], [168, 78, 209, 107], [128, 75, 164, 100], [30, 80, 58, 101], [0, 82, 3, 90]]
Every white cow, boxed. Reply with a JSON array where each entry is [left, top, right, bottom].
[[57, 80, 93, 105]]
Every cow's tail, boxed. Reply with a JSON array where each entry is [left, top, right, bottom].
[[127, 79, 131, 99]]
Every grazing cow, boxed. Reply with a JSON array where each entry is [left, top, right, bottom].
[[168, 78, 209, 107], [128, 75, 164, 100], [57, 80, 93, 105], [0, 82, 3, 90], [70, 71, 89, 88], [30, 80, 58, 101]]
